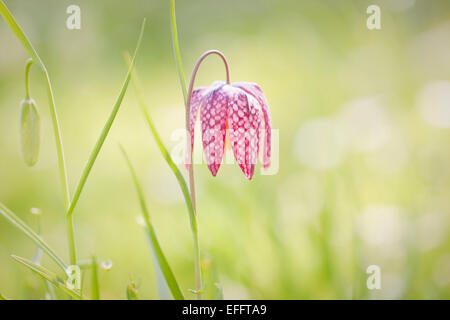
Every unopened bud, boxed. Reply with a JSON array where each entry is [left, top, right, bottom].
[[19, 98, 40, 166]]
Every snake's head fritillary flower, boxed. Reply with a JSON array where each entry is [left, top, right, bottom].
[[187, 80, 272, 180]]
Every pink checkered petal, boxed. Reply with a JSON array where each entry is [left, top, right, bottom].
[[248, 95, 262, 168], [232, 82, 272, 169], [200, 88, 228, 176], [227, 90, 261, 180], [186, 87, 206, 169]]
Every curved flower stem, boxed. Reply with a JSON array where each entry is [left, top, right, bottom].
[[185, 50, 230, 299], [24, 58, 33, 99], [186, 49, 230, 209]]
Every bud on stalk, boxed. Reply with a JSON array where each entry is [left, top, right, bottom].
[[20, 58, 40, 167], [19, 97, 40, 166]]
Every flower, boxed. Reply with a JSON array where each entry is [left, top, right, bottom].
[[187, 80, 272, 180]]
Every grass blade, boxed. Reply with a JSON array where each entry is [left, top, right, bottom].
[[170, 0, 188, 104], [11, 255, 81, 300], [120, 146, 184, 300], [0, 1, 43, 66], [144, 230, 172, 300], [0, 202, 67, 271], [66, 19, 146, 219]]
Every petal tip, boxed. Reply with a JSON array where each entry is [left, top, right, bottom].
[[208, 164, 220, 177]]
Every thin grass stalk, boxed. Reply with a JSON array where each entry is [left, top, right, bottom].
[[169, 0, 203, 299], [170, 0, 188, 102]]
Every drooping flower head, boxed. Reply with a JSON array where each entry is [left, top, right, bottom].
[[187, 79, 272, 180]]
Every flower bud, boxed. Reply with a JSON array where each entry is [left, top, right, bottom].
[[19, 98, 40, 166]]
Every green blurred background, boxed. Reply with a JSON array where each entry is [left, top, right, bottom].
[[1, 0, 449, 299]]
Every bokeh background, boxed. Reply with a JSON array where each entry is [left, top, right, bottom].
[[1, 0, 449, 299]]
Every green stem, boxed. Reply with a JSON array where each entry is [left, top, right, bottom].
[[43, 70, 71, 211], [43, 66, 74, 265], [184, 50, 230, 299], [24, 58, 32, 99], [170, 0, 188, 103], [66, 215, 76, 266]]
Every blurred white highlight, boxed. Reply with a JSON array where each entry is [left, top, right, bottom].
[[417, 81, 450, 128], [416, 213, 448, 252], [357, 205, 406, 247], [294, 97, 406, 172], [294, 118, 345, 170]]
